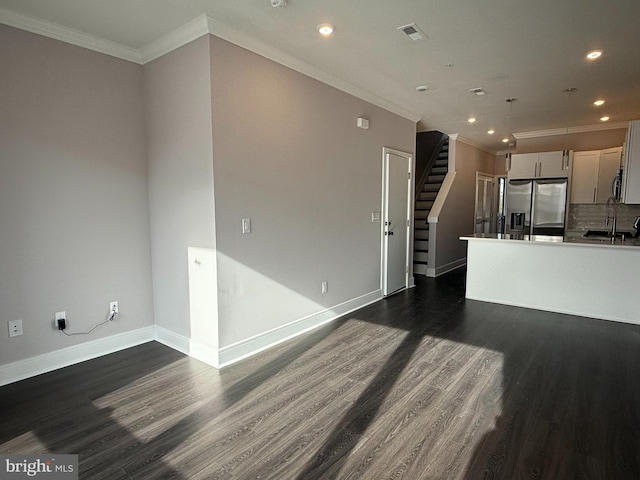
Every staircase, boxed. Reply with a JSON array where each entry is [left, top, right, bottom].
[[413, 138, 449, 276]]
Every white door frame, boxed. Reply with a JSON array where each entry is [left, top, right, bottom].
[[474, 172, 495, 234], [381, 147, 414, 296]]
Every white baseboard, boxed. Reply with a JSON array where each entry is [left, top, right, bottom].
[[1, 291, 383, 386], [426, 258, 466, 278], [0, 326, 155, 387], [154, 325, 190, 356], [217, 289, 382, 368]]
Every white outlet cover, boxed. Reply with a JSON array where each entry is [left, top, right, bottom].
[[242, 218, 251, 234], [8, 319, 23, 337]]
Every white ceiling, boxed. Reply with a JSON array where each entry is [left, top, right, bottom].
[[2, 0, 639, 152]]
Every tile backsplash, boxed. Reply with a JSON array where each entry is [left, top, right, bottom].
[[568, 203, 640, 231]]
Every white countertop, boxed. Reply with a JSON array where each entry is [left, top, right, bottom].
[[460, 232, 640, 249]]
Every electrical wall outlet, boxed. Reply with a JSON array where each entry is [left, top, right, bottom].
[[54, 311, 66, 330], [8, 319, 23, 337], [54, 311, 66, 329], [109, 301, 119, 316], [321, 281, 328, 294]]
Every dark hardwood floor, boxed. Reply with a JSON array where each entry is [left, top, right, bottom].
[[2, 269, 640, 479]]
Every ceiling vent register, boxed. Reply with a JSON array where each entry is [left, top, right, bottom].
[[397, 23, 427, 41]]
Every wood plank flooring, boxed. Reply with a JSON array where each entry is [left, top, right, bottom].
[[2, 269, 640, 479]]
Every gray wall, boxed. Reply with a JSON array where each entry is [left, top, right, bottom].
[[0, 25, 415, 371], [0, 25, 154, 365], [209, 36, 416, 348], [144, 36, 217, 338], [434, 139, 495, 271]]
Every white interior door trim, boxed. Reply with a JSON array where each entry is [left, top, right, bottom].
[[381, 147, 414, 296]]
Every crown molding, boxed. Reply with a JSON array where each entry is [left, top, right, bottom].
[[0, 9, 421, 123], [201, 15, 421, 123], [513, 121, 628, 139], [140, 14, 210, 64], [0, 7, 141, 63]]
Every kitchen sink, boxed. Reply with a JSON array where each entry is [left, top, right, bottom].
[[583, 229, 634, 238]]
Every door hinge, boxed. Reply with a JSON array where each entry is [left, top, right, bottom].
[[408, 172, 411, 180], [406, 219, 410, 227]]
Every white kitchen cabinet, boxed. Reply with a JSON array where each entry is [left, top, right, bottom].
[[508, 150, 569, 179], [508, 153, 538, 178], [569, 147, 623, 204], [538, 151, 569, 177], [597, 147, 623, 203], [623, 120, 640, 204], [570, 150, 600, 203]]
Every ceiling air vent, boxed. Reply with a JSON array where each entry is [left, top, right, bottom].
[[469, 87, 486, 96], [397, 23, 427, 41]]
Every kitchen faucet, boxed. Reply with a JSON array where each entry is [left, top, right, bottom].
[[605, 196, 618, 240]]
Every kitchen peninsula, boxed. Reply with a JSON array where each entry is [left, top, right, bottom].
[[460, 233, 640, 325]]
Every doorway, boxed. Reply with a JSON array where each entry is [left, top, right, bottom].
[[474, 172, 495, 234], [381, 148, 412, 296]]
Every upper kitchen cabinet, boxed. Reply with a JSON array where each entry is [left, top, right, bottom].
[[508, 150, 569, 179], [570, 147, 623, 203], [623, 120, 640, 204], [597, 147, 623, 203], [570, 150, 600, 203]]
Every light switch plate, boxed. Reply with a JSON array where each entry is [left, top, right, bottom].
[[372, 212, 381, 223], [242, 218, 251, 234]]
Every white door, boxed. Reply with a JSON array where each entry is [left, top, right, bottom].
[[474, 173, 495, 233], [382, 148, 412, 296]]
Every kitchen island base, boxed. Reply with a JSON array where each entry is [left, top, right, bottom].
[[462, 234, 640, 325]]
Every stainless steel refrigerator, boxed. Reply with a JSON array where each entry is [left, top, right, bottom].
[[505, 179, 568, 236]]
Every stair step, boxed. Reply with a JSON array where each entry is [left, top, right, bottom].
[[414, 251, 429, 263], [414, 239, 429, 251], [435, 158, 448, 166], [432, 166, 447, 175], [428, 174, 446, 183], [413, 263, 428, 276], [414, 210, 429, 220], [413, 230, 429, 241], [417, 191, 437, 201], [414, 230, 429, 241], [416, 200, 434, 210], [422, 183, 440, 192]]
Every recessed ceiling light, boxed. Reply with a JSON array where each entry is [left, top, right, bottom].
[[487, 129, 495, 135], [416, 85, 429, 92], [594, 99, 605, 106], [586, 50, 602, 60], [468, 117, 476, 123], [317, 23, 335, 36], [502, 138, 510, 143], [600, 116, 610, 122]]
